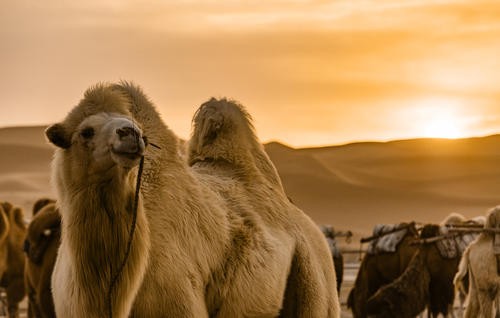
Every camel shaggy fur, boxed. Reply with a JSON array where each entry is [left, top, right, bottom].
[[454, 206, 500, 318], [188, 97, 339, 316], [365, 213, 473, 318], [46, 83, 339, 317], [366, 249, 430, 318], [347, 223, 419, 318], [24, 201, 60, 318], [0, 202, 27, 317]]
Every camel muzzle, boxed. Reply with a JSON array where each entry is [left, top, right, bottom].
[[112, 127, 145, 159]]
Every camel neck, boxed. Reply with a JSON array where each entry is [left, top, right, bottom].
[[61, 173, 148, 317]]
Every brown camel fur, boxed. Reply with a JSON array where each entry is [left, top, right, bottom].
[[347, 223, 419, 318], [24, 202, 60, 318], [0, 202, 27, 317], [46, 83, 339, 317], [365, 214, 471, 318], [366, 249, 430, 318]]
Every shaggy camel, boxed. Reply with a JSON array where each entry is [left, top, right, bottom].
[[366, 249, 430, 318], [366, 224, 460, 318], [454, 206, 500, 318], [24, 201, 60, 318], [0, 202, 27, 318], [347, 223, 419, 318], [46, 83, 339, 317], [365, 213, 477, 318], [188, 97, 339, 316]]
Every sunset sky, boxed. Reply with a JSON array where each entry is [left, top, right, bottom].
[[1, 0, 499, 147]]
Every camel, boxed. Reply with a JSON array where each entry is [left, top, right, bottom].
[[0, 204, 10, 286], [366, 249, 430, 318], [320, 225, 344, 293], [454, 205, 500, 318], [46, 82, 339, 317], [24, 201, 60, 318], [0, 202, 27, 318], [188, 97, 339, 315], [365, 213, 478, 318], [452, 215, 486, 315], [347, 222, 419, 318]]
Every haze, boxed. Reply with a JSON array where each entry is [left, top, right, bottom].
[[1, 0, 499, 147]]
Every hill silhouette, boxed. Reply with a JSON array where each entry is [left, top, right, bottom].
[[1, 126, 498, 236]]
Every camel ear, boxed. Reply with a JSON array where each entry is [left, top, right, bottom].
[[46, 123, 71, 148], [1, 202, 12, 214]]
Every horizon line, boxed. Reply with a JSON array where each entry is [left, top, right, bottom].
[[1, 124, 498, 150]]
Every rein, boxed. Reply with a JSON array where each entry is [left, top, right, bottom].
[[107, 155, 144, 318]]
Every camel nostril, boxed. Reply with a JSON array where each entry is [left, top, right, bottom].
[[116, 127, 141, 140], [116, 127, 131, 138]]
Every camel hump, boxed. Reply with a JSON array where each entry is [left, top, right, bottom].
[[188, 98, 284, 188], [32, 198, 56, 216], [189, 97, 255, 159], [0, 201, 25, 231], [0, 205, 10, 243], [28, 203, 61, 238]]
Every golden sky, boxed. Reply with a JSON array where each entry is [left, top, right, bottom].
[[1, 0, 499, 147]]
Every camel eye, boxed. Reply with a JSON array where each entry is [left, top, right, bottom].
[[80, 127, 94, 139]]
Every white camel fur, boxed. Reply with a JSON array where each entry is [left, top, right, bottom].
[[454, 206, 500, 318], [46, 82, 340, 317]]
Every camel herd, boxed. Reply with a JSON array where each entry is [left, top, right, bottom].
[[348, 207, 500, 318], [0, 81, 498, 317]]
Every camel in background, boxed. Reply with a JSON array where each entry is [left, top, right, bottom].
[[347, 222, 419, 318], [454, 206, 500, 317], [0, 202, 26, 318], [24, 199, 60, 318]]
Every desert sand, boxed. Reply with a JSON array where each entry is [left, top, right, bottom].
[[1, 125, 499, 237]]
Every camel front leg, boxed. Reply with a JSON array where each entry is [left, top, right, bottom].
[[464, 289, 479, 318], [478, 292, 494, 318]]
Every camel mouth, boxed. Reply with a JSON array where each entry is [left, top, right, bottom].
[[111, 147, 144, 163]]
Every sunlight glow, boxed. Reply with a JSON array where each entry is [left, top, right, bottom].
[[410, 98, 468, 139]]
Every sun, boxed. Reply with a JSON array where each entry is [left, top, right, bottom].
[[422, 116, 462, 139], [410, 98, 468, 139]]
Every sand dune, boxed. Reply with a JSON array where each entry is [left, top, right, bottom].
[[0, 126, 498, 238], [265, 136, 500, 236]]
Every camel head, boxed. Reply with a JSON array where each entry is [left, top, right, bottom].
[[24, 203, 61, 265], [486, 205, 500, 229], [46, 112, 146, 178], [440, 212, 466, 226]]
